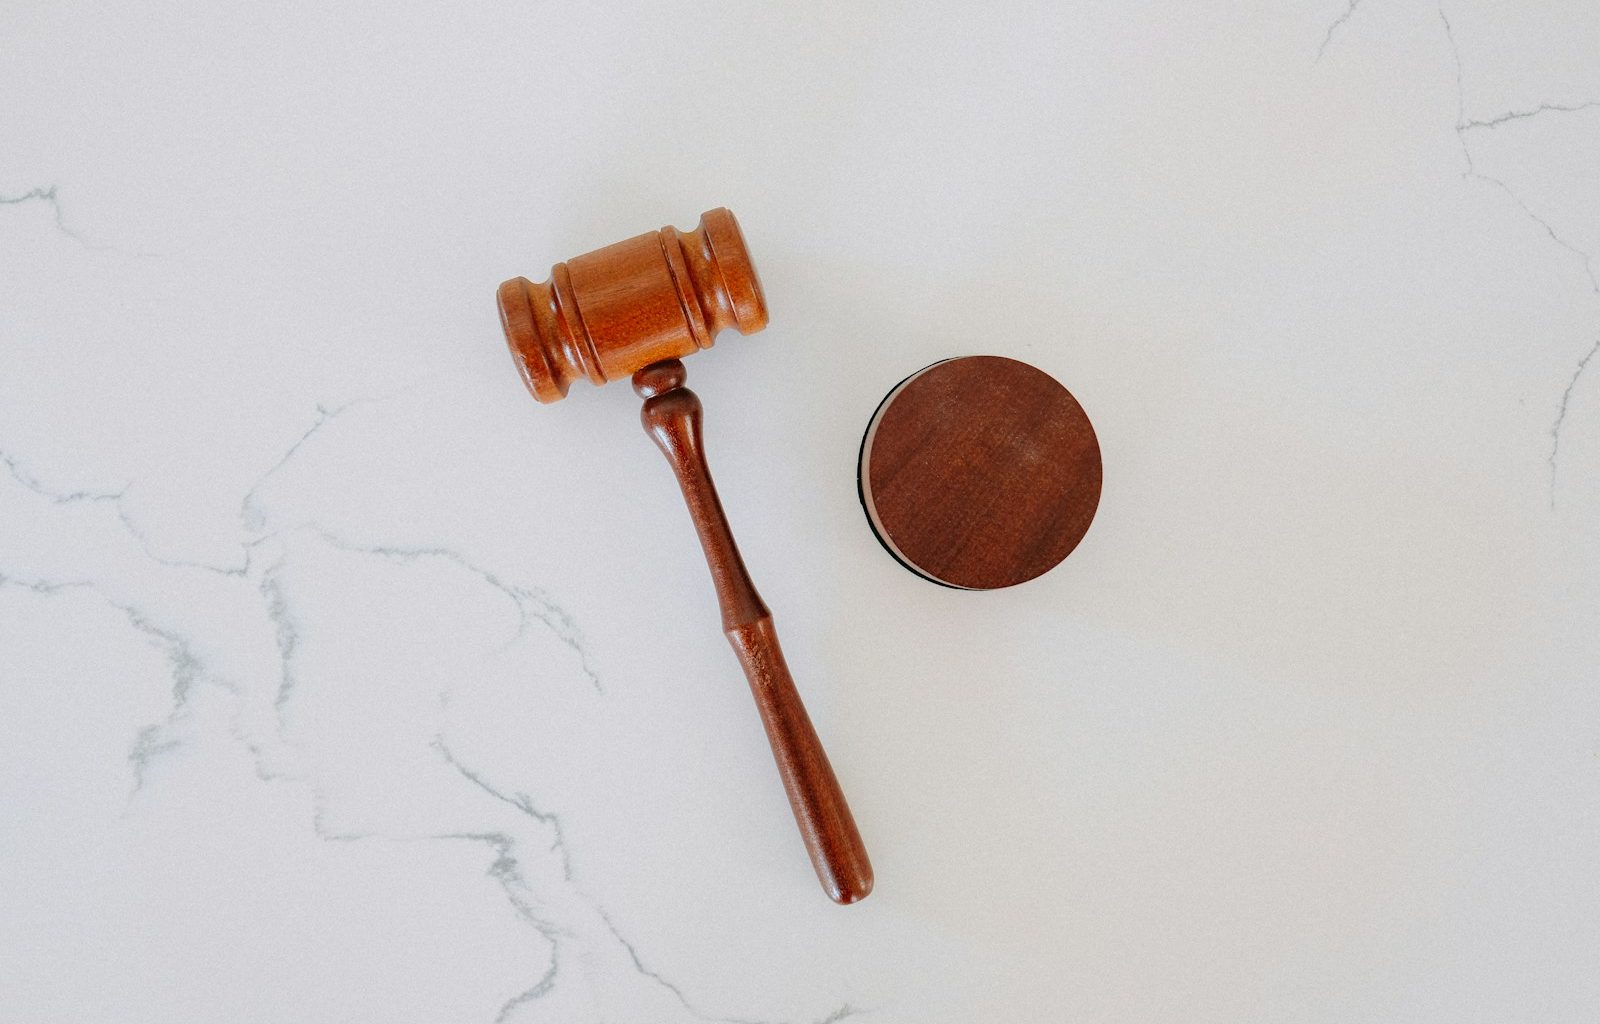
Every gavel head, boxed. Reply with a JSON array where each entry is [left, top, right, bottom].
[[497, 207, 769, 403]]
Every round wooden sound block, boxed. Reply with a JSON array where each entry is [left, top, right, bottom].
[[858, 356, 1102, 590]]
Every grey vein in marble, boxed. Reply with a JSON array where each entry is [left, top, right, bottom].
[[429, 735, 870, 1024], [1550, 338, 1600, 504], [254, 668, 573, 1019], [3, 442, 260, 578], [804, 1005, 865, 1024], [433, 735, 573, 880], [258, 559, 303, 714], [493, 955, 560, 1024], [116, 603, 235, 794], [117, 509, 257, 578], [1316, 0, 1364, 61], [120, 605, 212, 708], [1, 448, 127, 505], [598, 907, 864, 1024], [425, 738, 577, 1019], [0, 183, 158, 256], [0, 567, 225, 794], [127, 725, 183, 792], [1440, 8, 1597, 293], [316, 530, 602, 692], [466, 830, 571, 1022], [346, 827, 572, 1022], [0, 570, 94, 597], [1460, 99, 1600, 132], [239, 401, 360, 533], [598, 906, 757, 1024], [1440, 5, 1600, 504], [0, 185, 100, 249]]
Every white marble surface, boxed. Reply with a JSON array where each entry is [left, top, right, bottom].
[[3, 2, 1599, 1020]]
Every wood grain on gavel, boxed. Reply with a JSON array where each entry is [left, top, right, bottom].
[[498, 209, 873, 904]]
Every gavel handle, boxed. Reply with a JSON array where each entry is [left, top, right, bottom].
[[634, 360, 873, 905]]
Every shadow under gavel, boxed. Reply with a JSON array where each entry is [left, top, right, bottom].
[[497, 208, 873, 904]]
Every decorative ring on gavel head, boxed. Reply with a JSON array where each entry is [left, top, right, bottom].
[[497, 207, 769, 403]]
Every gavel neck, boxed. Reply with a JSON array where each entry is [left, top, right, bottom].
[[636, 361, 771, 632]]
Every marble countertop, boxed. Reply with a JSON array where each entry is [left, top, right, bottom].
[[4, 2, 1598, 1020]]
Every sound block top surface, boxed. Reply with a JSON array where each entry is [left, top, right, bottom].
[[858, 355, 1102, 590]]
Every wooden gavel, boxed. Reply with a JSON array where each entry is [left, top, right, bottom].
[[497, 208, 873, 904]]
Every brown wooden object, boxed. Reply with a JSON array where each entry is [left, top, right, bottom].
[[498, 209, 872, 904], [497, 208, 768, 403], [859, 356, 1102, 590]]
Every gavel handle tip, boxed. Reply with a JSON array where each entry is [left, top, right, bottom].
[[829, 873, 874, 905], [728, 617, 873, 905]]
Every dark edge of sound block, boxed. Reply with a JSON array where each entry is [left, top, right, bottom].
[[855, 359, 968, 591]]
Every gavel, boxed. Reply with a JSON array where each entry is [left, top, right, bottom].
[[497, 208, 873, 904]]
